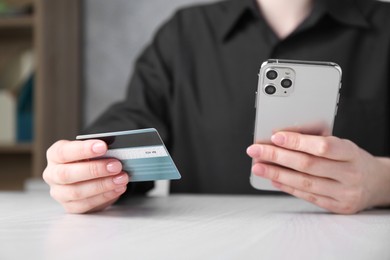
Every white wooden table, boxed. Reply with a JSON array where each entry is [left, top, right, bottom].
[[0, 191, 389, 260]]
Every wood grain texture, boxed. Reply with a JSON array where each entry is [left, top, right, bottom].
[[33, 0, 81, 178]]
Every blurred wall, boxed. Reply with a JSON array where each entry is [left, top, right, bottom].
[[83, 0, 216, 127]]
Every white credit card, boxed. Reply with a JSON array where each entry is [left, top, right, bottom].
[[76, 128, 181, 182]]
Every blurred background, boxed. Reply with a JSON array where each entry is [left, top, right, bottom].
[[0, 0, 83, 190], [0, 0, 213, 190], [0, 0, 389, 190]]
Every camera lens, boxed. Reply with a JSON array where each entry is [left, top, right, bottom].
[[264, 85, 276, 95], [281, 78, 292, 88], [266, 70, 278, 80]]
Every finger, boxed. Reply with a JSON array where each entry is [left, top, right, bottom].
[[270, 132, 357, 161], [63, 187, 127, 214], [252, 162, 342, 198], [47, 139, 107, 164], [50, 172, 129, 203], [45, 159, 123, 185], [272, 182, 360, 214], [248, 144, 348, 181]]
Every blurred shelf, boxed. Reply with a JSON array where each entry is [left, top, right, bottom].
[[0, 142, 32, 190], [0, 15, 33, 29], [0, 143, 33, 154], [0, 0, 81, 180]]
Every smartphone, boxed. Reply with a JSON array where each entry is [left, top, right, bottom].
[[250, 59, 342, 191]]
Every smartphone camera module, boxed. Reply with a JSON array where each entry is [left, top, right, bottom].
[[262, 66, 295, 96], [281, 78, 292, 88], [264, 85, 276, 95], [266, 70, 278, 80]]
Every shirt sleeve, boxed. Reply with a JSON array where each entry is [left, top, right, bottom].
[[83, 13, 180, 197]]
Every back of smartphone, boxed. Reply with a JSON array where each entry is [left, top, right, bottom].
[[250, 59, 342, 191]]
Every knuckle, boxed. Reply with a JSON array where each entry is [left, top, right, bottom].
[[265, 147, 279, 162], [49, 187, 66, 203], [102, 190, 118, 200], [300, 177, 313, 191], [54, 141, 68, 163], [287, 186, 297, 196], [264, 165, 282, 181], [344, 166, 363, 185], [95, 179, 110, 194], [47, 140, 64, 162], [337, 190, 363, 214], [42, 167, 51, 183], [89, 162, 102, 179], [346, 189, 364, 204], [289, 135, 301, 150], [270, 168, 281, 181], [338, 203, 360, 215], [55, 165, 71, 184], [67, 187, 83, 201], [305, 194, 318, 203], [298, 156, 315, 171], [317, 139, 331, 156], [80, 141, 93, 159], [49, 187, 58, 200], [317, 200, 333, 211], [343, 139, 360, 157], [46, 147, 53, 162], [344, 138, 358, 150]]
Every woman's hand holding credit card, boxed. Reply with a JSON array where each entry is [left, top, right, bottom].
[[76, 128, 181, 182], [43, 128, 180, 214]]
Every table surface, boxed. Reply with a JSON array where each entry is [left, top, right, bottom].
[[0, 191, 389, 260]]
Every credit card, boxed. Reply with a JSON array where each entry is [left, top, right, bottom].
[[76, 128, 181, 182]]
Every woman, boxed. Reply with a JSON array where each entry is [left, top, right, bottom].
[[43, 0, 390, 214]]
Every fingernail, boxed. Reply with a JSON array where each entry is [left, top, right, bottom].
[[113, 174, 128, 185], [271, 134, 285, 145], [247, 145, 260, 157], [92, 142, 106, 154], [107, 161, 122, 173]]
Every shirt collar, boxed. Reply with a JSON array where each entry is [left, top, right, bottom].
[[318, 0, 371, 28], [218, 0, 259, 41], [219, 0, 372, 41]]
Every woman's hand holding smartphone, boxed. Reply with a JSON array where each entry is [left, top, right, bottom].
[[247, 59, 390, 214], [250, 59, 342, 191]]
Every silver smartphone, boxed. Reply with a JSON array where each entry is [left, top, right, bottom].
[[250, 59, 342, 191]]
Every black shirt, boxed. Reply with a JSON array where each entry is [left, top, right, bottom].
[[86, 0, 390, 195]]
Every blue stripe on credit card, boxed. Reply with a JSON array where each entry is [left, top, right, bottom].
[[76, 128, 181, 182]]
